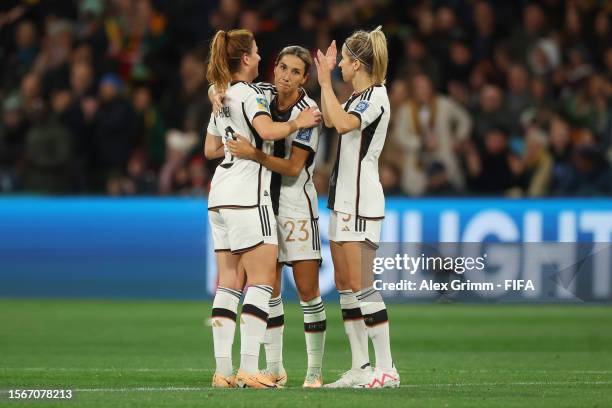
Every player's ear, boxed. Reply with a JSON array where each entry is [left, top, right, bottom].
[[242, 52, 250, 67], [300, 73, 309, 86]]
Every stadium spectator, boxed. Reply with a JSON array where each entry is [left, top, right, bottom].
[[471, 84, 510, 142], [0, 0, 610, 197], [519, 127, 553, 197], [555, 143, 612, 196], [90, 73, 136, 191], [393, 73, 471, 195], [465, 127, 521, 195], [0, 94, 27, 192], [424, 161, 459, 196]]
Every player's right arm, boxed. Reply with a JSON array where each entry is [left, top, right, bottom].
[[203, 114, 225, 160], [228, 134, 309, 177], [252, 110, 320, 141], [204, 133, 225, 159]]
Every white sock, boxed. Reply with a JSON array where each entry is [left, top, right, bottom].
[[301, 296, 326, 376], [357, 286, 393, 369], [211, 287, 241, 376], [239, 285, 272, 374], [264, 296, 284, 374], [339, 290, 370, 370]]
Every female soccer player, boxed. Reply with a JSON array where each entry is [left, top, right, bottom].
[[204, 29, 319, 389], [227, 46, 326, 388], [314, 26, 400, 388]]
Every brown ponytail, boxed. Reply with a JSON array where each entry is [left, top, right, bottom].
[[206, 29, 254, 92]]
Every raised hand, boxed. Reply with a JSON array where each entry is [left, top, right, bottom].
[[295, 106, 322, 129], [324, 40, 337, 69], [314, 49, 333, 88]]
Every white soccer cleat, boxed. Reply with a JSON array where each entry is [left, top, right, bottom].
[[355, 367, 400, 388], [323, 367, 371, 388]]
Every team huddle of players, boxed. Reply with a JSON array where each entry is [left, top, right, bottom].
[[204, 25, 399, 389]]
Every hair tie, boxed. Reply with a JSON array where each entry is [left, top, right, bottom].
[[345, 43, 371, 68]]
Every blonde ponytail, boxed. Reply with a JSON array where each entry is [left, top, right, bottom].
[[369, 26, 388, 85], [206, 29, 254, 92], [343, 25, 389, 84]]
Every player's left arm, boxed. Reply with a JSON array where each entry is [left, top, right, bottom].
[[227, 135, 309, 177]]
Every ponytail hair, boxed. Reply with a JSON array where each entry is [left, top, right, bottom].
[[343, 25, 388, 84], [206, 29, 254, 92]]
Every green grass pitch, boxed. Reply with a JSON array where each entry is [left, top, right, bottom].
[[1, 299, 611, 407]]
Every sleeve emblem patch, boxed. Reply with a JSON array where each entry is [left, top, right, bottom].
[[296, 128, 312, 142], [354, 100, 370, 113]]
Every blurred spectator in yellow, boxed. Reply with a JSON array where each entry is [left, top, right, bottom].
[[392, 73, 472, 195]]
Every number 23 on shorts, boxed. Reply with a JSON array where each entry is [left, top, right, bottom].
[[282, 219, 309, 242]]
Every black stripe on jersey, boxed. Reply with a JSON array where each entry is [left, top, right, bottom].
[[354, 107, 385, 218], [296, 99, 308, 111], [301, 151, 316, 220], [247, 83, 264, 94], [257, 83, 278, 95], [270, 139, 286, 215], [242, 103, 264, 207], [241, 304, 269, 322], [328, 94, 360, 211]]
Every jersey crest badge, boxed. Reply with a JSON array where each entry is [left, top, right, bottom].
[[256, 95, 269, 111], [296, 128, 312, 142], [354, 100, 370, 113]]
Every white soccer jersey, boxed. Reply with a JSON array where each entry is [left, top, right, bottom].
[[255, 83, 320, 220], [328, 85, 389, 219], [206, 81, 274, 209]]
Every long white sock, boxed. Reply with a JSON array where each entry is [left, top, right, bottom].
[[211, 287, 241, 376], [339, 290, 370, 370], [357, 286, 393, 369], [301, 296, 326, 376], [264, 296, 284, 374], [239, 285, 272, 374]]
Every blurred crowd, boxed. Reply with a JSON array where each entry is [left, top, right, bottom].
[[0, 0, 611, 197]]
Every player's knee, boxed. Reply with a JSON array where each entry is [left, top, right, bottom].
[[297, 284, 319, 301]]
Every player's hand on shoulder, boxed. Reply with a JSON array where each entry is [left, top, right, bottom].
[[227, 134, 256, 160], [209, 86, 225, 115], [296, 107, 321, 129]]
